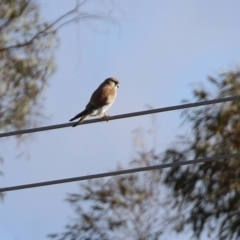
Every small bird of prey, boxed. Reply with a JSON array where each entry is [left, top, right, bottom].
[[69, 77, 119, 127]]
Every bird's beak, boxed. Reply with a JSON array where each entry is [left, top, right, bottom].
[[117, 84, 119, 88]]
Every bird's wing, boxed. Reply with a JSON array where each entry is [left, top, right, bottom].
[[87, 85, 116, 108]]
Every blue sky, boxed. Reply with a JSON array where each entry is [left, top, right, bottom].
[[1, 0, 240, 239]]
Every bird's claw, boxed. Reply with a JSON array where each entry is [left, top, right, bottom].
[[99, 114, 110, 122]]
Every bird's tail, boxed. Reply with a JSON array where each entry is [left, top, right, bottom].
[[70, 109, 94, 127], [69, 109, 89, 122], [71, 115, 90, 127]]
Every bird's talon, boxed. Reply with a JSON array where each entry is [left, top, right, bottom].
[[100, 115, 110, 122]]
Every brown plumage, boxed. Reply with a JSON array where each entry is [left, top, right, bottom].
[[69, 77, 119, 127]]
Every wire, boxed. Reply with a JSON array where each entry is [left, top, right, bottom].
[[0, 95, 239, 139], [1, 152, 239, 192]]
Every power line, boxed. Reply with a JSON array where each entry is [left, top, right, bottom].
[[1, 152, 239, 193], [0, 95, 240, 139]]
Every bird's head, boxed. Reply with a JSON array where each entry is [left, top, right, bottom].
[[105, 77, 120, 88]]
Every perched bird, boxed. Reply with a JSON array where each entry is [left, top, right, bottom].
[[70, 77, 119, 127]]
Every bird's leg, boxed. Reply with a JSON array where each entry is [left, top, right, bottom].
[[98, 115, 103, 123], [104, 112, 110, 122], [99, 113, 110, 122]]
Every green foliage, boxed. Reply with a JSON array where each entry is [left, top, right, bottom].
[[0, 0, 57, 200], [162, 70, 240, 240], [0, 0, 56, 131]]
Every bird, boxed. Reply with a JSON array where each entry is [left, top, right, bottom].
[[69, 77, 119, 127]]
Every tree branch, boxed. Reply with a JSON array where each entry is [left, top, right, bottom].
[[0, 0, 114, 52], [0, 0, 31, 32]]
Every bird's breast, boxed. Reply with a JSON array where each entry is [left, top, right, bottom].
[[90, 103, 112, 116]]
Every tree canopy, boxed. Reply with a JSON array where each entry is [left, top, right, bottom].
[[0, 0, 56, 131], [163, 70, 240, 240]]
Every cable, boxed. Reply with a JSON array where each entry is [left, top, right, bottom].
[[1, 152, 239, 192], [0, 95, 239, 139]]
